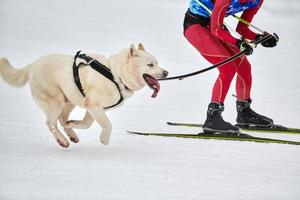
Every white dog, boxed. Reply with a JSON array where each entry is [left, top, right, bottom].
[[0, 43, 168, 148]]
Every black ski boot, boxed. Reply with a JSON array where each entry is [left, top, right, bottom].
[[236, 99, 273, 128], [203, 102, 239, 134]]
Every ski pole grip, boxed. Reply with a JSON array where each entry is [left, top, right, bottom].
[[253, 34, 274, 45]]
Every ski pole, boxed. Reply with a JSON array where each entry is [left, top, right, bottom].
[[194, 0, 212, 15], [194, 0, 265, 33], [232, 14, 264, 33]]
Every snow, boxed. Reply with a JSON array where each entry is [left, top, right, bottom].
[[0, 0, 300, 199]]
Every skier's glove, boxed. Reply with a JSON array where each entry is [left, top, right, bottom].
[[256, 32, 279, 48], [236, 39, 254, 55]]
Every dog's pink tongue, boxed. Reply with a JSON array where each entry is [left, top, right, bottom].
[[143, 74, 160, 98], [151, 87, 159, 98], [148, 77, 160, 98]]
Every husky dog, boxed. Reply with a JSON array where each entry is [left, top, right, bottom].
[[0, 43, 168, 148]]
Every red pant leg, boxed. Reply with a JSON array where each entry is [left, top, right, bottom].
[[211, 63, 236, 103], [185, 24, 246, 103], [223, 43, 252, 100], [235, 58, 252, 100]]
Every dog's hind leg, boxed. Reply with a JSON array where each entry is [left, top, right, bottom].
[[46, 105, 70, 148], [30, 78, 70, 148], [87, 106, 112, 145], [34, 94, 69, 147], [66, 111, 94, 129], [59, 103, 79, 143]]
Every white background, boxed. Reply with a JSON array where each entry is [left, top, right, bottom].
[[1, 0, 300, 199]]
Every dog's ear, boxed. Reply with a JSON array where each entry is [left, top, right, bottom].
[[130, 44, 136, 56], [138, 43, 145, 51]]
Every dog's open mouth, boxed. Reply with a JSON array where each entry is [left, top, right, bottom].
[[143, 74, 160, 98]]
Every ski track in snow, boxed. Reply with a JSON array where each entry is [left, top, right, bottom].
[[0, 0, 300, 200]]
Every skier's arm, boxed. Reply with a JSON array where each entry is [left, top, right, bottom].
[[211, 0, 265, 44], [236, 0, 264, 40], [210, 0, 238, 45]]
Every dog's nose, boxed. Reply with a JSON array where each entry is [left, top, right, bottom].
[[163, 70, 168, 78]]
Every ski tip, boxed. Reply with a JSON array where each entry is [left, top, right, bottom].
[[126, 130, 137, 134], [126, 130, 135, 134], [126, 130, 146, 136]]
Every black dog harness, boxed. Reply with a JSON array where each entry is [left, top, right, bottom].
[[72, 51, 124, 109]]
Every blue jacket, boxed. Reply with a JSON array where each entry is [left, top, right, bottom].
[[189, 0, 261, 17]]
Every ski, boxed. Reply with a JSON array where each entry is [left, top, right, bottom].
[[127, 131, 300, 145], [166, 122, 300, 134]]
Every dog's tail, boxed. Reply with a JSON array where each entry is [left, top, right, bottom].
[[0, 57, 30, 88]]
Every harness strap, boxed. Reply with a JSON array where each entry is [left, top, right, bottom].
[[73, 51, 86, 97], [72, 51, 124, 109]]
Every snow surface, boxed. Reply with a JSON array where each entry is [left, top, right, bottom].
[[0, 0, 300, 199]]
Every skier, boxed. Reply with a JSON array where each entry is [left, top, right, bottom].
[[183, 0, 279, 133]]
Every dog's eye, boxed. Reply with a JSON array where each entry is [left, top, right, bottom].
[[147, 63, 154, 68]]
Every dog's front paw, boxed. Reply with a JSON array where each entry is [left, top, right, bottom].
[[100, 134, 110, 145]]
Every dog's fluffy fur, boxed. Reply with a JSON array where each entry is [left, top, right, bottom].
[[0, 43, 168, 148]]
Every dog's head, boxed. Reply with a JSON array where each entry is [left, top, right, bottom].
[[124, 43, 168, 98]]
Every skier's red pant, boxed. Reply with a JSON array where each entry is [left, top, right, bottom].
[[185, 24, 252, 103]]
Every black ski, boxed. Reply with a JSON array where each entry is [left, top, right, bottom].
[[127, 131, 300, 145], [166, 122, 300, 134]]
